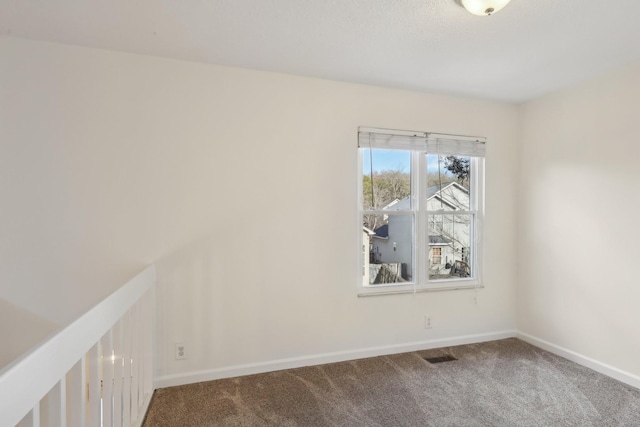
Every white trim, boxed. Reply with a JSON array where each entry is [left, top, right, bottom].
[[155, 330, 516, 389], [358, 145, 484, 293], [134, 393, 154, 427], [517, 331, 640, 390], [156, 330, 640, 395], [358, 282, 483, 297], [0, 265, 156, 427]]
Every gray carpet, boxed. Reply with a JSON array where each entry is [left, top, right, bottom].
[[144, 338, 640, 426]]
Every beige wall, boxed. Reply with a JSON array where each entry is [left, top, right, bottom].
[[0, 299, 58, 369], [518, 64, 640, 378], [0, 37, 518, 379]]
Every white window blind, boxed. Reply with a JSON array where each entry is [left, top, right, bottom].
[[358, 127, 486, 157]]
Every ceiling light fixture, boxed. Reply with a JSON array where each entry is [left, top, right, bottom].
[[460, 0, 512, 16]]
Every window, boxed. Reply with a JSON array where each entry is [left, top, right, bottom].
[[358, 127, 485, 294], [431, 247, 442, 265]]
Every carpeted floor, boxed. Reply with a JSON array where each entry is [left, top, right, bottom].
[[143, 338, 640, 426]]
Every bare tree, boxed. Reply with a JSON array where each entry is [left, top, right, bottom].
[[362, 169, 410, 230]]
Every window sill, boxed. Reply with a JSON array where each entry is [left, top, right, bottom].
[[357, 280, 482, 297]]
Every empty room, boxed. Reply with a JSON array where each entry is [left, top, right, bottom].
[[1, 0, 639, 426]]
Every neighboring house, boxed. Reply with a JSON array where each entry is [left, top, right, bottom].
[[371, 182, 471, 281], [370, 218, 412, 282]]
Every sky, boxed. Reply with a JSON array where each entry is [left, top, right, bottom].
[[362, 148, 409, 175], [362, 149, 445, 175]]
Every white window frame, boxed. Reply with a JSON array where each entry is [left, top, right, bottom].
[[357, 127, 485, 296]]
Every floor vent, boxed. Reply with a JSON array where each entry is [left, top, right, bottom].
[[424, 355, 457, 364]]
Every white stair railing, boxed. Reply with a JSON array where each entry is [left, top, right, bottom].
[[0, 265, 156, 427]]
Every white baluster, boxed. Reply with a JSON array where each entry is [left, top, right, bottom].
[[16, 406, 38, 427], [137, 301, 144, 420], [101, 331, 114, 427], [87, 343, 101, 426], [112, 320, 124, 426], [136, 300, 144, 412], [143, 290, 154, 399], [0, 266, 155, 427], [40, 380, 64, 427], [66, 358, 86, 427], [129, 304, 139, 423], [122, 311, 132, 427]]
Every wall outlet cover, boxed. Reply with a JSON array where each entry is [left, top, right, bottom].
[[175, 342, 187, 360]]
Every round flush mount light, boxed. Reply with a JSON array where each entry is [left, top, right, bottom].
[[460, 0, 512, 16]]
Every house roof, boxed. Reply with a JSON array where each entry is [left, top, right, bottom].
[[429, 235, 451, 245], [427, 182, 468, 199], [362, 226, 376, 236], [382, 181, 468, 212], [373, 224, 389, 239], [383, 198, 410, 211]]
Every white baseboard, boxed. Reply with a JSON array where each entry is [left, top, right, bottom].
[[517, 331, 640, 390], [155, 330, 516, 389]]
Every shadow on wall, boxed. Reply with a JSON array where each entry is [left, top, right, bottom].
[[0, 298, 59, 370], [153, 225, 263, 374]]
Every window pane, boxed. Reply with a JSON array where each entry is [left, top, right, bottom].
[[362, 148, 411, 211], [362, 213, 413, 285], [428, 213, 472, 281], [426, 154, 470, 210]]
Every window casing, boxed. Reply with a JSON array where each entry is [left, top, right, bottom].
[[358, 127, 485, 295]]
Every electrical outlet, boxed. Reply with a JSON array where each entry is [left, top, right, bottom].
[[425, 316, 432, 329], [175, 343, 187, 360]]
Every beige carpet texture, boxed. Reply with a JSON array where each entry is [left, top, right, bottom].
[[144, 339, 640, 426]]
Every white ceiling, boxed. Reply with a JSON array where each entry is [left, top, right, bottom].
[[1, 0, 639, 103]]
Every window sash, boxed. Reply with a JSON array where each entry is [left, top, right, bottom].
[[363, 212, 415, 285], [426, 211, 477, 282]]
